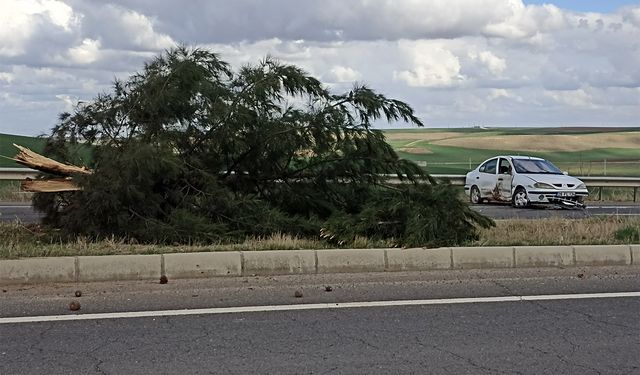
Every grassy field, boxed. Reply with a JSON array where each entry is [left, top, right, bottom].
[[0, 133, 47, 168], [2, 128, 640, 175], [1, 217, 638, 259], [384, 127, 640, 176]]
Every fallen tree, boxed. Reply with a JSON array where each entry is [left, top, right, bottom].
[[32, 46, 494, 247]]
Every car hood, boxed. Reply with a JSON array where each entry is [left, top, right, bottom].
[[521, 173, 583, 186]]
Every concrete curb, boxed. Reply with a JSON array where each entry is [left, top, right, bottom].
[[0, 244, 638, 285]]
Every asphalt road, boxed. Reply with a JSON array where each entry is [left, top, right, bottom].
[[1, 267, 639, 374], [0, 203, 42, 223], [472, 202, 640, 220], [3, 202, 640, 223]]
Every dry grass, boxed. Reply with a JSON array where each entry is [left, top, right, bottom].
[[398, 147, 432, 154], [476, 216, 640, 246], [1, 217, 638, 259], [385, 131, 462, 141], [0, 181, 32, 202], [0, 225, 332, 259], [432, 132, 640, 152]]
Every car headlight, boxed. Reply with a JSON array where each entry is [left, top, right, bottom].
[[533, 182, 554, 189], [576, 183, 586, 189]]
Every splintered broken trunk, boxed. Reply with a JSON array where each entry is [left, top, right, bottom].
[[21, 178, 82, 193], [11, 144, 92, 176], [10, 144, 92, 193]]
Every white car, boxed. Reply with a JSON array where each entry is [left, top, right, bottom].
[[464, 156, 588, 207]]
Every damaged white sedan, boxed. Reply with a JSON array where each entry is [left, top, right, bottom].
[[464, 156, 589, 208]]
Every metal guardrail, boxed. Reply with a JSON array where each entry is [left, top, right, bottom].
[[1, 169, 638, 201], [0, 168, 38, 180]]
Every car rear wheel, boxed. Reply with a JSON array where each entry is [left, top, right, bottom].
[[512, 187, 529, 208], [470, 186, 482, 204]]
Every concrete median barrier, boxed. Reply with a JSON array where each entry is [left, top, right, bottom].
[[242, 250, 315, 276], [452, 247, 514, 269], [0, 257, 75, 284], [574, 245, 631, 266], [515, 246, 573, 268], [1, 244, 638, 285], [77, 255, 162, 282], [316, 249, 386, 274], [386, 248, 452, 271], [164, 252, 241, 278]]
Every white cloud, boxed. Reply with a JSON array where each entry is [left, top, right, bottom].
[[0, 72, 14, 83], [0, 0, 77, 56], [67, 38, 101, 64], [394, 41, 464, 87], [545, 89, 595, 108], [329, 66, 362, 83], [470, 51, 507, 75], [1, 0, 640, 135]]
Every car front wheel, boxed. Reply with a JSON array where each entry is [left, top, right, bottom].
[[512, 187, 529, 208], [470, 185, 482, 204]]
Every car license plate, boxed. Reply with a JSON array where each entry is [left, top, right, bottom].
[[557, 192, 575, 197]]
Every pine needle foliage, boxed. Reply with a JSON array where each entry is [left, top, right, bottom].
[[34, 46, 493, 246]]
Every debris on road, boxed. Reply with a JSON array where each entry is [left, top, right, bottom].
[[294, 289, 303, 298], [160, 275, 168, 284], [74, 290, 82, 297], [68, 301, 81, 311]]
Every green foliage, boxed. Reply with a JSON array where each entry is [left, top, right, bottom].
[[613, 225, 640, 243], [321, 184, 493, 247], [35, 46, 492, 246]]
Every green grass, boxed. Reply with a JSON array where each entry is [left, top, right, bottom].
[[0, 133, 47, 168]]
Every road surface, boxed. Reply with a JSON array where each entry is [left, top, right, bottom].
[[1, 267, 639, 374], [3, 202, 640, 223]]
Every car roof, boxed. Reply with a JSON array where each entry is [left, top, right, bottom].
[[507, 155, 544, 161], [482, 155, 545, 161]]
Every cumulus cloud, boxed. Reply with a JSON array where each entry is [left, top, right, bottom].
[[0, 0, 77, 56], [329, 66, 362, 83], [394, 41, 464, 88], [1, 0, 640, 136]]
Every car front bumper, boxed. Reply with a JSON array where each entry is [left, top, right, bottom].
[[526, 189, 589, 204]]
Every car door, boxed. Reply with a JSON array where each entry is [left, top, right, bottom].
[[477, 158, 498, 198], [497, 157, 513, 200]]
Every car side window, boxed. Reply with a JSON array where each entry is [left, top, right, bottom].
[[480, 159, 497, 174], [499, 158, 512, 175]]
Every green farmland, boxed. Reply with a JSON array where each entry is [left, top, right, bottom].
[[384, 127, 640, 176], [2, 128, 640, 177], [0, 133, 46, 168]]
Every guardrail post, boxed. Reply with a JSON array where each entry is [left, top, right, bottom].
[[634, 187, 638, 203], [598, 187, 602, 201]]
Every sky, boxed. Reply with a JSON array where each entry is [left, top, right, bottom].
[[1, 0, 640, 136]]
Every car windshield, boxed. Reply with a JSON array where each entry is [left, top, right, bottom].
[[512, 159, 563, 174]]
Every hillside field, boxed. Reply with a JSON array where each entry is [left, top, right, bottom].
[[1, 128, 640, 176], [384, 127, 640, 176], [0, 133, 47, 168]]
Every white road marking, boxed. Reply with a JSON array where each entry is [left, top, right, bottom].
[[587, 206, 639, 209], [1, 292, 639, 325], [0, 206, 32, 209]]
